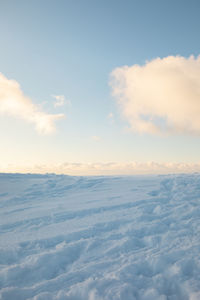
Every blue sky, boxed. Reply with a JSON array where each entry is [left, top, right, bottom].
[[1, 0, 200, 174]]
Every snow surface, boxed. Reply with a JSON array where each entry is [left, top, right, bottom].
[[1, 173, 200, 300]]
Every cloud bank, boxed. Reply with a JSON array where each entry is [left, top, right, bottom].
[[0, 73, 64, 134], [1, 161, 200, 176], [111, 55, 200, 135]]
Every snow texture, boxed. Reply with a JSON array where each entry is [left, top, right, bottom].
[[1, 173, 200, 299]]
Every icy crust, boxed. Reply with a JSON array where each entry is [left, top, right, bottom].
[[0, 174, 200, 299]]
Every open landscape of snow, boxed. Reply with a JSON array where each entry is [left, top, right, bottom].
[[1, 173, 200, 300]]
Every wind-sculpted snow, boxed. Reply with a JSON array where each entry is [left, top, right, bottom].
[[1, 174, 200, 299]]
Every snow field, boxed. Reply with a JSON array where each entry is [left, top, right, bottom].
[[0, 173, 200, 299]]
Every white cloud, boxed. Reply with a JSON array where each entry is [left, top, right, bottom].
[[110, 55, 200, 135], [52, 94, 71, 107], [52, 95, 65, 107], [0, 73, 64, 134], [1, 161, 200, 175]]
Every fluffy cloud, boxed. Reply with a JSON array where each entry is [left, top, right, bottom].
[[0, 73, 64, 134], [111, 55, 200, 135], [1, 161, 200, 175]]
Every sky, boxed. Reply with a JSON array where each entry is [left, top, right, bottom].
[[1, 0, 200, 175]]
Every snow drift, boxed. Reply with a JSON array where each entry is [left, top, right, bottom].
[[0, 173, 200, 299]]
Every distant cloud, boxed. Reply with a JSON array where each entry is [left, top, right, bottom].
[[52, 94, 71, 107], [2, 161, 200, 175], [108, 112, 115, 124], [108, 112, 114, 118], [111, 55, 200, 135], [92, 135, 101, 141], [0, 73, 64, 134], [52, 95, 65, 107]]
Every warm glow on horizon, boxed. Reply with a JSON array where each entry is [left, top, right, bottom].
[[1, 161, 200, 176]]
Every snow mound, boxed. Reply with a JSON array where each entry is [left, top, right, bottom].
[[1, 173, 200, 299]]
